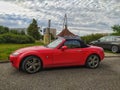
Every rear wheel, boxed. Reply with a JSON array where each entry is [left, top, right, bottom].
[[21, 56, 42, 74], [86, 54, 100, 69], [111, 45, 119, 53]]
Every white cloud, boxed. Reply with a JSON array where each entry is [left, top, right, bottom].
[[0, 1, 39, 18], [0, 0, 120, 36]]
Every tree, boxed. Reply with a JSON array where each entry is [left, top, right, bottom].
[[21, 30, 25, 35], [4, 27, 9, 32], [10, 29, 19, 34], [27, 18, 41, 40], [112, 25, 120, 34], [0, 26, 9, 34]]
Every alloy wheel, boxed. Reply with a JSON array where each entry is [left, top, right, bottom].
[[111, 46, 119, 53], [86, 55, 100, 69], [23, 56, 41, 74]]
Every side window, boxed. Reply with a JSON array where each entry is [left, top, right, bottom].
[[64, 40, 81, 48], [106, 36, 113, 41], [100, 36, 112, 42], [99, 37, 106, 42]]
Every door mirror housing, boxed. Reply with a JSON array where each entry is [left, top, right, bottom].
[[61, 46, 68, 51], [97, 39, 100, 42]]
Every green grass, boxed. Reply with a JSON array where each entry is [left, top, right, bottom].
[[0, 41, 44, 61], [0, 41, 117, 61], [104, 50, 112, 53]]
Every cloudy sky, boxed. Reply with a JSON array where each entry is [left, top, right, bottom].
[[0, 0, 120, 36]]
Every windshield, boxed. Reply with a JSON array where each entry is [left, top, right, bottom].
[[47, 38, 64, 48]]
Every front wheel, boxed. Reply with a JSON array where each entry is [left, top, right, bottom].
[[21, 56, 42, 74], [86, 55, 100, 69]]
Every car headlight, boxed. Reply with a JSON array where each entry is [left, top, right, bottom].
[[12, 52, 21, 56]]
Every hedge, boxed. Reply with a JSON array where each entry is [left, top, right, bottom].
[[0, 33, 35, 44], [81, 33, 106, 44]]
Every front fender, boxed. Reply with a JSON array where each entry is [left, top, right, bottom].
[[16, 51, 42, 68], [17, 51, 53, 68]]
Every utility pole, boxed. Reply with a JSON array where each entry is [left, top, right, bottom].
[[44, 19, 51, 44], [48, 19, 51, 43], [63, 14, 68, 29]]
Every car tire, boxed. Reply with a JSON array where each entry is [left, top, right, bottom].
[[111, 45, 119, 53], [21, 56, 42, 74], [86, 54, 100, 69]]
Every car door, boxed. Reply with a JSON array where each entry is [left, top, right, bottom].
[[95, 36, 109, 49], [53, 40, 83, 66], [103, 36, 113, 49]]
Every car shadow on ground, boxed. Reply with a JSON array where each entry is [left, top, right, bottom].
[[43, 65, 85, 71], [9, 61, 114, 75]]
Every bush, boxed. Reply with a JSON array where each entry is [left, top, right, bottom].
[[0, 33, 35, 44], [81, 33, 106, 44], [0, 26, 9, 34], [111, 33, 120, 36], [10, 29, 26, 35]]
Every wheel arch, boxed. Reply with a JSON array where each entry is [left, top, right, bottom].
[[19, 55, 43, 70], [85, 53, 101, 64], [111, 44, 120, 52], [85, 53, 101, 69]]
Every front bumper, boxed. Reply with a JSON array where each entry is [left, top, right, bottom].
[[9, 55, 20, 69]]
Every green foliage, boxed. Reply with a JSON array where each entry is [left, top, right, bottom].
[[81, 33, 105, 44], [27, 18, 42, 40], [0, 25, 26, 35], [0, 41, 44, 60], [111, 33, 120, 36], [0, 33, 35, 44], [112, 25, 120, 34], [0, 26, 9, 34], [10, 29, 19, 34], [21, 30, 25, 35], [10, 29, 25, 35]]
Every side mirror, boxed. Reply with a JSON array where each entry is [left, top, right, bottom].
[[61, 46, 68, 51], [97, 39, 100, 42]]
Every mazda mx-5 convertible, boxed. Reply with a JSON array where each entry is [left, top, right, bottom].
[[9, 37, 104, 73]]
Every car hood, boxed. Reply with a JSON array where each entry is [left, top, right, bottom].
[[14, 46, 48, 53]]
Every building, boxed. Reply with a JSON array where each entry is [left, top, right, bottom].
[[57, 14, 78, 38], [57, 25, 75, 37], [40, 28, 56, 38]]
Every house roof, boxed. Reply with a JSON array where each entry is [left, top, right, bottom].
[[57, 25, 75, 37]]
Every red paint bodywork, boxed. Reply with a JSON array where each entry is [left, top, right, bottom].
[[9, 38, 104, 69]]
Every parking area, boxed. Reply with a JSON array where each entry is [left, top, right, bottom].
[[0, 57, 120, 90]]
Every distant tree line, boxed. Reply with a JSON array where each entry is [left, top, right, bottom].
[[111, 24, 120, 35], [81, 24, 120, 44], [1, 17, 119, 44], [0, 25, 35, 44], [0, 18, 45, 44], [0, 25, 26, 35], [81, 33, 106, 44]]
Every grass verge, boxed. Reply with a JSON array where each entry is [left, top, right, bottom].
[[0, 41, 44, 61]]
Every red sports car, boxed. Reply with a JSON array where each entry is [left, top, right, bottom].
[[9, 37, 104, 73]]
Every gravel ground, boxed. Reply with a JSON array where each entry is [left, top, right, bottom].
[[0, 57, 120, 90]]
